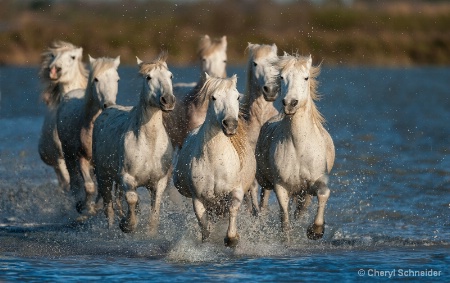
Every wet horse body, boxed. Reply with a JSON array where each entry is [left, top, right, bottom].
[[38, 41, 88, 190], [93, 54, 175, 235], [174, 75, 256, 247], [256, 54, 335, 241], [57, 56, 120, 217]]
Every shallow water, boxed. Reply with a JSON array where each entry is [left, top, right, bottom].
[[0, 66, 449, 281]]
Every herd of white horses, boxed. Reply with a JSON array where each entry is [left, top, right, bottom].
[[38, 35, 335, 247]]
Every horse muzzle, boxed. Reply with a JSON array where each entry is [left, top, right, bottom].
[[222, 118, 238, 136], [49, 66, 61, 80], [262, 85, 279, 102], [282, 98, 299, 115], [160, 94, 175, 112]]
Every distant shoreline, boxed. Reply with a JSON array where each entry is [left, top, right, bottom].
[[1, 0, 449, 66]]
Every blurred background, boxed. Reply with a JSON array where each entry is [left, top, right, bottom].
[[1, 0, 449, 66]]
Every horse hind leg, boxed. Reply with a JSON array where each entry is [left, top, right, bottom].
[[98, 178, 114, 228], [293, 190, 312, 220], [147, 175, 169, 237], [307, 179, 330, 240], [193, 198, 210, 242]]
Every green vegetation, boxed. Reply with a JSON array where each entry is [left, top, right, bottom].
[[1, 0, 449, 66]]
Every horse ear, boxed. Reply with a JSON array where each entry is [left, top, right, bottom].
[[204, 72, 210, 80], [283, 51, 289, 57], [75, 47, 83, 58], [136, 56, 143, 66], [271, 43, 277, 54], [88, 55, 96, 65], [221, 36, 227, 48], [114, 56, 121, 68], [231, 74, 238, 85], [307, 55, 312, 69]]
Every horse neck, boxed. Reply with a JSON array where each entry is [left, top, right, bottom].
[[135, 91, 164, 136], [244, 75, 278, 133], [289, 98, 317, 136], [83, 84, 101, 121], [60, 68, 88, 94], [199, 113, 225, 145]]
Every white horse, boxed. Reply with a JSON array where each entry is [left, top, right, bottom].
[[93, 53, 175, 235], [166, 35, 228, 148], [255, 54, 335, 241], [57, 55, 120, 217], [174, 74, 256, 247], [38, 41, 88, 190], [241, 43, 281, 214]]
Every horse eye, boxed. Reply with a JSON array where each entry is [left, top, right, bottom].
[[223, 60, 227, 63], [280, 76, 284, 80], [305, 77, 309, 81], [253, 62, 257, 67], [202, 58, 206, 62], [146, 75, 151, 81], [94, 78, 99, 82], [170, 75, 173, 80], [71, 56, 75, 60], [212, 96, 216, 101]]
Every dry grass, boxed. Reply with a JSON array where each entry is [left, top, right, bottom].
[[1, 0, 449, 66]]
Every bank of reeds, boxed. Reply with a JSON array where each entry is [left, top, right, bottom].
[[1, 0, 449, 66]]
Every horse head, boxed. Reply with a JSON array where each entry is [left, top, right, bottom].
[[137, 52, 175, 112], [248, 43, 280, 101], [276, 54, 312, 115], [43, 41, 84, 84], [198, 35, 227, 78], [88, 55, 120, 110], [201, 74, 240, 136]]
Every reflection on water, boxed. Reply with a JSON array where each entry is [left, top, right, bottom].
[[0, 66, 449, 280]]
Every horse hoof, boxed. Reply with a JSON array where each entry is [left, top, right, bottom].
[[224, 233, 240, 248], [75, 201, 84, 214], [119, 219, 136, 233], [307, 224, 324, 240]]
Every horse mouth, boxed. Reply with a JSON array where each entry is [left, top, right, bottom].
[[263, 94, 277, 102], [284, 107, 297, 116], [160, 104, 175, 112]]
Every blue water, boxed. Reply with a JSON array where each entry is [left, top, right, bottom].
[[0, 66, 449, 281]]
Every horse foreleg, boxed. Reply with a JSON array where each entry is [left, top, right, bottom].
[[54, 158, 70, 191], [64, 157, 85, 214], [307, 180, 330, 240], [114, 182, 125, 218], [79, 157, 96, 216], [225, 188, 244, 248], [259, 188, 271, 214], [119, 174, 139, 233], [274, 184, 291, 243], [147, 175, 169, 237], [192, 197, 210, 242], [249, 179, 260, 216]]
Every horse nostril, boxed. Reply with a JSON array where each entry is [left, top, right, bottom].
[[56, 67, 62, 72], [291, 100, 298, 107], [160, 96, 167, 105], [222, 119, 229, 128], [263, 86, 269, 93], [103, 103, 108, 109]]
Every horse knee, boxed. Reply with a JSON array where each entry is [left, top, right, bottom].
[[125, 191, 138, 205]]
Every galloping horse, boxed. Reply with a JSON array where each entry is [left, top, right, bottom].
[[38, 41, 88, 190], [165, 35, 228, 148], [57, 55, 120, 218], [174, 74, 256, 247], [242, 43, 280, 214], [256, 54, 335, 241], [93, 52, 175, 235]]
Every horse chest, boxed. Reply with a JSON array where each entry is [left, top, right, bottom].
[[122, 131, 172, 183], [190, 143, 240, 199], [272, 136, 324, 185]]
